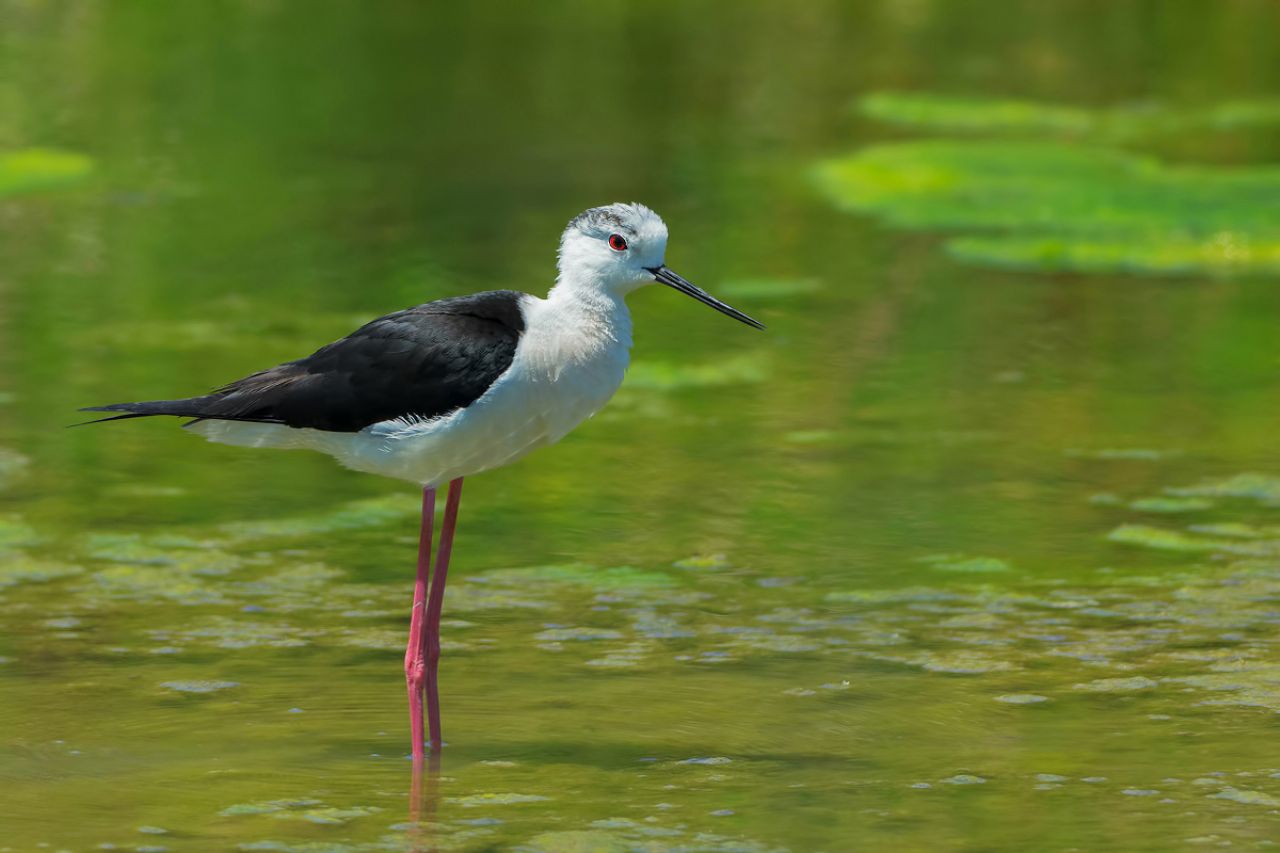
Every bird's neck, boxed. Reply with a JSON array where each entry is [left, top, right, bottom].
[[544, 275, 634, 350]]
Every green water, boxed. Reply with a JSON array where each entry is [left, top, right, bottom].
[[4, 1, 1280, 850]]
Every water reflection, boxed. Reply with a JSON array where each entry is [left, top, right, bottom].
[[408, 752, 443, 852]]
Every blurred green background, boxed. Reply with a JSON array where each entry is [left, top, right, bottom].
[[3, 1, 1280, 850]]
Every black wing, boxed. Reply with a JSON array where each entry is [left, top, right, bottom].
[[81, 290, 528, 432]]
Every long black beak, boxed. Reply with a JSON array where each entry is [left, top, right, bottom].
[[646, 266, 766, 330]]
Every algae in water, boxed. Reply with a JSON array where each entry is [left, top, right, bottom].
[[816, 140, 1280, 276], [820, 93, 1280, 276], [0, 149, 93, 196], [858, 92, 1280, 139]]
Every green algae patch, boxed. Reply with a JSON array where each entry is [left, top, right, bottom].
[[921, 553, 1012, 573], [673, 553, 731, 571], [525, 830, 630, 853], [160, 679, 239, 693], [85, 533, 186, 565], [220, 798, 322, 816], [1209, 787, 1280, 807], [950, 232, 1280, 277], [815, 140, 1280, 276], [332, 626, 412, 651], [861, 92, 1094, 135], [826, 586, 964, 605], [446, 583, 554, 611], [720, 632, 823, 654], [995, 693, 1050, 705], [1168, 473, 1280, 505], [1189, 522, 1274, 539], [585, 640, 656, 668], [0, 148, 94, 196], [1166, 663, 1280, 713], [1129, 497, 1214, 514], [941, 774, 987, 785], [287, 805, 382, 825], [219, 797, 379, 825], [235, 563, 344, 597], [1107, 524, 1244, 554], [0, 517, 41, 548], [449, 793, 552, 807], [868, 647, 1018, 674], [1073, 676, 1159, 693], [166, 617, 311, 649], [0, 554, 83, 588], [858, 92, 1280, 139], [83, 563, 230, 605], [912, 651, 1017, 674]]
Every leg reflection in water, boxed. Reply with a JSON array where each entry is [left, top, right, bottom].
[[408, 750, 443, 851]]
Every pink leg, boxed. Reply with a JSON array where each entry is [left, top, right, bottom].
[[404, 485, 436, 763], [425, 477, 463, 751]]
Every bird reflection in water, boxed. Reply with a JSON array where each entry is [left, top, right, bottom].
[[407, 752, 443, 852]]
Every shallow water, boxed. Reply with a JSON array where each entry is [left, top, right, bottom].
[[4, 1, 1280, 850]]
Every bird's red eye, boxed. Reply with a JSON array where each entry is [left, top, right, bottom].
[[608, 234, 628, 252]]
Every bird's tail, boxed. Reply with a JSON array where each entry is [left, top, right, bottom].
[[73, 396, 225, 426]]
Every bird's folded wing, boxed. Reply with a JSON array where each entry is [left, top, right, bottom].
[[82, 291, 527, 432]]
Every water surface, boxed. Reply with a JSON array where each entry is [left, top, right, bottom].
[[4, 2, 1280, 850]]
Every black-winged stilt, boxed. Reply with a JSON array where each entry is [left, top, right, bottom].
[[81, 203, 764, 761]]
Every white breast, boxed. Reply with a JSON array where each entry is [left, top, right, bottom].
[[191, 290, 634, 486]]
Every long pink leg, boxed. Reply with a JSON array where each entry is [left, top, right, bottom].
[[425, 477, 463, 751], [404, 485, 436, 763]]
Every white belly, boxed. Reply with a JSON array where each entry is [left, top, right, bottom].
[[189, 291, 633, 486]]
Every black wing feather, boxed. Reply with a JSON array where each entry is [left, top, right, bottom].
[[80, 291, 527, 432]]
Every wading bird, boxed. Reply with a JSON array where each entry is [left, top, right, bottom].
[[82, 203, 764, 761]]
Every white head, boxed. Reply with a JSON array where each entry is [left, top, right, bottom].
[[556, 202, 765, 329], [557, 202, 670, 294]]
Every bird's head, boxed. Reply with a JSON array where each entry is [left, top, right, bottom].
[[557, 203, 764, 329]]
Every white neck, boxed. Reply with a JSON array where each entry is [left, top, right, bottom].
[[543, 271, 635, 350]]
